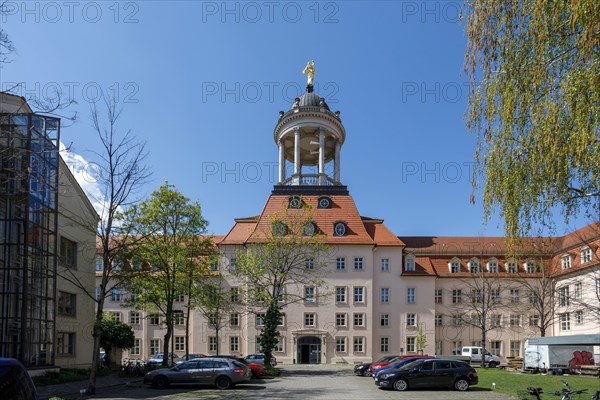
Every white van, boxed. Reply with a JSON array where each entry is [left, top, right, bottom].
[[461, 346, 501, 367]]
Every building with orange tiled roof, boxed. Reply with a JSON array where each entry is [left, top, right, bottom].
[[99, 73, 599, 365]]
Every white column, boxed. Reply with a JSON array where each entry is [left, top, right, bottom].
[[278, 140, 285, 183], [318, 129, 325, 185], [294, 127, 301, 177], [334, 140, 341, 182]]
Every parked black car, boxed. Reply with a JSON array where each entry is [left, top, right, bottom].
[[0, 358, 39, 400], [354, 355, 398, 376], [374, 358, 478, 391]]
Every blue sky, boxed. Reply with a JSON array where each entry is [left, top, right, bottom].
[[1, 1, 589, 237]]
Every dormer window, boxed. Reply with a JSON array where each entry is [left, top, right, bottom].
[[506, 259, 517, 273], [449, 258, 460, 273], [303, 221, 317, 236], [288, 196, 302, 209], [487, 258, 499, 273], [333, 221, 347, 237], [581, 246, 592, 264], [272, 221, 287, 236], [317, 196, 331, 209], [468, 258, 480, 273], [525, 260, 536, 274], [405, 255, 415, 272], [561, 255, 572, 270]]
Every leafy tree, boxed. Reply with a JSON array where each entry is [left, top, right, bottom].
[[191, 271, 234, 356], [121, 182, 208, 366], [177, 237, 218, 357], [100, 314, 135, 368], [415, 323, 427, 355], [465, 0, 600, 243], [232, 205, 331, 366]]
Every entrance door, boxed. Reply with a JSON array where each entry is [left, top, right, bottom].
[[309, 344, 321, 364], [296, 336, 322, 364]]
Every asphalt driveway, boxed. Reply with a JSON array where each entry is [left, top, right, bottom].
[[80, 364, 514, 400]]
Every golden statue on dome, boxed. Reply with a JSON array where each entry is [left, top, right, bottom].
[[302, 60, 315, 86]]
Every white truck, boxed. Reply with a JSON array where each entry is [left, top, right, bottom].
[[524, 336, 597, 373], [461, 346, 501, 368]]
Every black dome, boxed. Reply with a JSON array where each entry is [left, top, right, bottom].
[[291, 92, 330, 111]]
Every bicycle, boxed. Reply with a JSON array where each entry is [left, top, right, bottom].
[[548, 380, 588, 400]]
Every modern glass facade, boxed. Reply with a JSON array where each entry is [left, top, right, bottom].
[[0, 112, 60, 367]]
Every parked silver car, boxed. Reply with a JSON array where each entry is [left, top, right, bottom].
[[143, 357, 252, 389], [146, 353, 179, 366], [174, 353, 206, 365]]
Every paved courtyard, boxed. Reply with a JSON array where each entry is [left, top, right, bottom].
[[87, 364, 514, 400]]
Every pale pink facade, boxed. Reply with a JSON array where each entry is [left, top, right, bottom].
[[97, 81, 600, 364]]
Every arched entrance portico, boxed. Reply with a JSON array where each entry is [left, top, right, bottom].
[[297, 336, 321, 364], [292, 329, 328, 364]]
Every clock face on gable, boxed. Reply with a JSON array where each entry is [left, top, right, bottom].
[[318, 197, 331, 209], [334, 222, 347, 236]]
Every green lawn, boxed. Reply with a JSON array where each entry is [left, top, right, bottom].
[[475, 368, 600, 399]]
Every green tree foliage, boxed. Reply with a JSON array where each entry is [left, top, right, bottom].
[[465, 0, 600, 244], [186, 264, 233, 356], [258, 303, 282, 364], [232, 204, 331, 366], [100, 314, 135, 368], [121, 182, 208, 366], [177, 238, 218, 357]]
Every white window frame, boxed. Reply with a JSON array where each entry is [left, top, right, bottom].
[[434, 289, 443, 304], [335, 286, 347, 303], [380, 337, 389, 352], [353, 286, 365, 303], [335, 313, 347, 327], [406, 337, 416, 353], [381, 287, 390, 303], [407, 287, 416, 304], [381, 258, 390, 272], [561, 255, 572, 270], [336, 257, 346, 270], [560, 313, 571, 331], [354, 257, 364, 270], [353, 313, 365, 327], [581, 246, 592, 264], [336, 336, 347, 353], [230, 336, 239, 352], [405, 255, 415, 272], [353, 336, 365, 353], [449, 258, 460, 273], [380, 313, 389, 327], [304, 313, 316, 327]]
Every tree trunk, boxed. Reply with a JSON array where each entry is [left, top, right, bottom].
[[185, 301, 191, 357], [215, 326, 220, 356], [482, 329, 487, 368], [163, 310, 172, 366], [87, 305, 104, 394]]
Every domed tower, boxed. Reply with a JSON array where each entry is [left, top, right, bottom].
[[273, 62, 346, 190]]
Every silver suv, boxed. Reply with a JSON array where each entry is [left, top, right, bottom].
[[143, 357, 251, 389]]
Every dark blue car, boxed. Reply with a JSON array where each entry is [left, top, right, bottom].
[[373, 356, 436, 380], [0, 358, 39, 400]]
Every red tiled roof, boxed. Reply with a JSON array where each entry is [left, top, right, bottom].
[[401, 256, 436, 276], [219, 195, 400, 246]]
